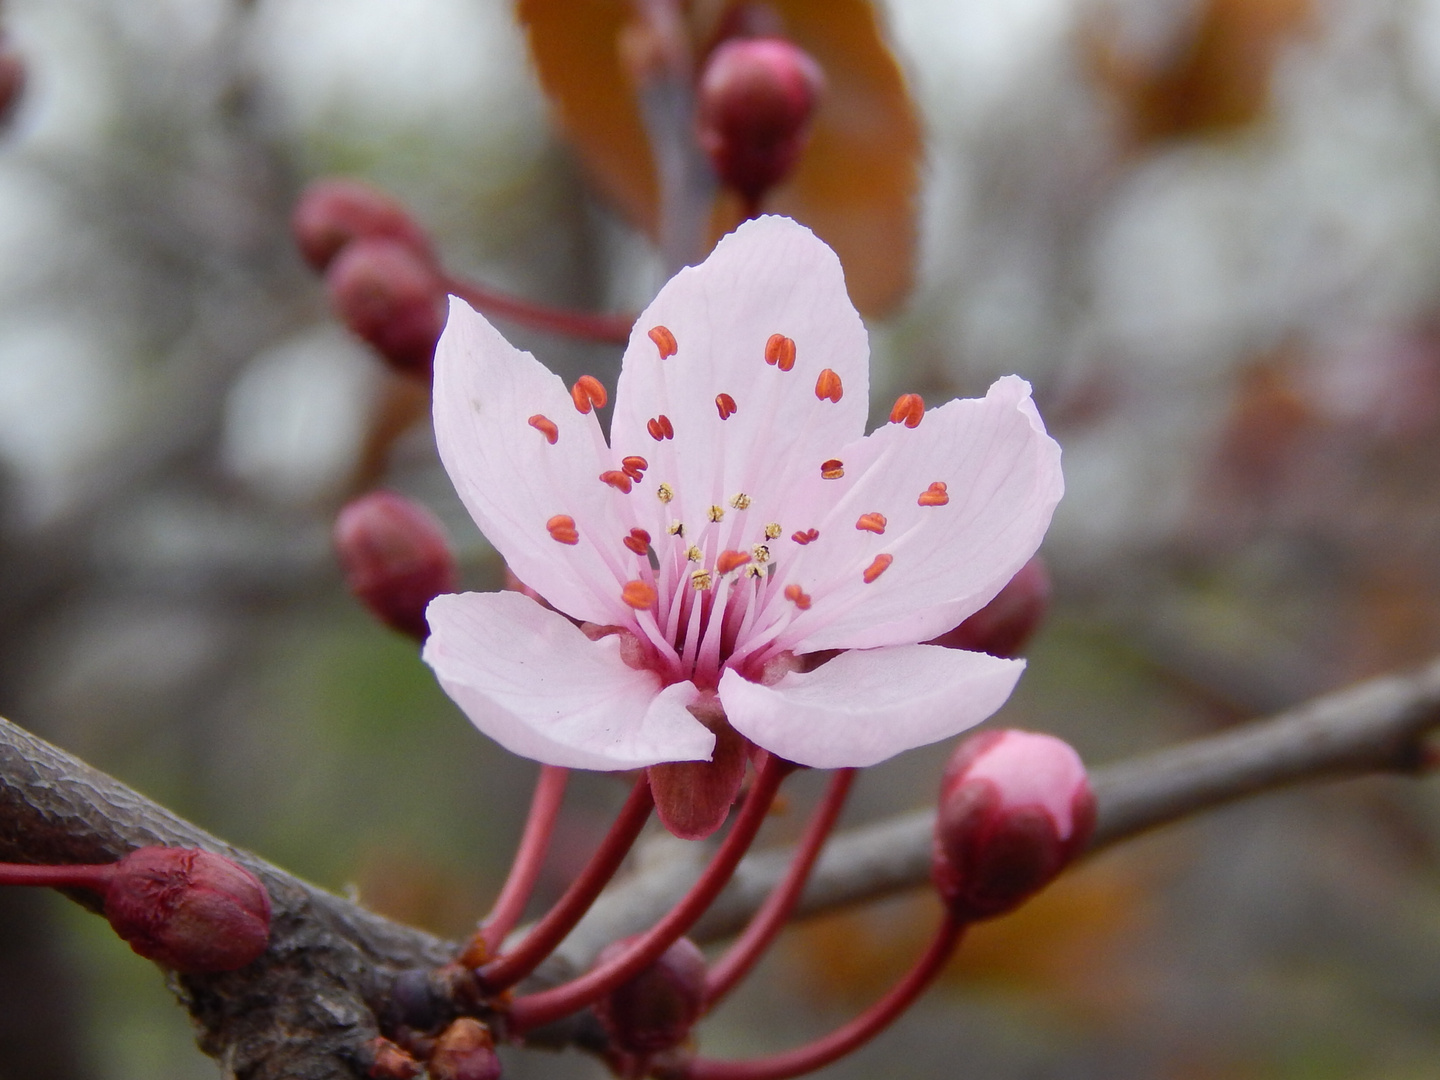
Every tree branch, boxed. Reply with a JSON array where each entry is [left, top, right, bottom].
[[1, 657, 1439, 1074]]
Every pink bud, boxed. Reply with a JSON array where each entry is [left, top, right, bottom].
[[334, 491, 458, 641], [592, 936, 707, 1055], [428, 1019, 501, 1080], [292, 179, 433, 273], [696, 38, 825, 202], [931, 730, 1095, 922], [326, 237, 446, 379], [926, 557, 1051, 659], [103, 847, 271, 974]]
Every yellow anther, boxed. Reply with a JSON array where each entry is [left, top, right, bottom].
[[708, 505, 725, 523], [686, 545, 703, 562], [667, 520, 685, 536], [729, 492, 752, 510], [691, 568, 713, 590], [657, 483, 674, 504], [763, 522, 782, 540], [751, 544, 771, 563]]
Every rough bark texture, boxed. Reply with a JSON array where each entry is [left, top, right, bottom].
[[2, 656, 1440, 1075]]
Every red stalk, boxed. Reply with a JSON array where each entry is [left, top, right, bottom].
[[702, 768, 855, 1008], [442, 275, 633, 346], [479, 778, 654, 992], [0, 861, 115, 890], [507, 754, 790, 1035], [680, 912, 966, 1080], [466, 764, 570, 964]]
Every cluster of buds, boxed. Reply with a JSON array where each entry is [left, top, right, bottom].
[[292, 179, 446, 380], [0, 846, 270, 974]]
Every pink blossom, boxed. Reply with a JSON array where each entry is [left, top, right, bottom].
[[422, 217, 1063, 771]]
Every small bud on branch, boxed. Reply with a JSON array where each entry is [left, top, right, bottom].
[[334, 491, 459, 641]]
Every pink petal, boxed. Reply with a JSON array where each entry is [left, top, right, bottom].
[[423, 590, 713, 770], [607, 217, 870, 586], [432, 296, 635, 627], [752, 376, 1063, 656], [717, 645, 1024, 769]]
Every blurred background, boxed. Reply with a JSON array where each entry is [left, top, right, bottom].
[[3, 0, 1440, 1077]]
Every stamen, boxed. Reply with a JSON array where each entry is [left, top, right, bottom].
[[599, 470, 633, 493], [918, 481, 950, 507], [729, 492, 752, 510], [889, 393, 925, 428], [527, 414, 559, 444], [764, 333, 797, 372], [646, 415, 675, 441], [622, 528, 651, 555], [622, 580, 657, 609], [820, 459, 844, 480], [691, 568, 713, 590], [708, 505, 725, 523], [546, 515, 579, 545], [745, 564, 764, 578], [716, 393, 738, 420], [815, 368, 843, 403], [716, 550, 752, 574], [657, 483, 674, 503], [792, 528, 819, 545], [621, 455, 649, 482], [571, 375, 607, 414], [856, 512, 887, 535], [751, 544, 771, 563], [687, 546, 704, 562], [784, 584, 813, 610], [648, 325, 678, 359], [863, 554, 893, 584], [667, 520, 685, 536], [764, 522, 782, 540]]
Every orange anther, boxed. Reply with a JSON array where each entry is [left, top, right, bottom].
[[815, 368, 843, 403], [765, 333, 796, 372], [783, 584, 812, 610], [716, 392, 738, 420], [862, 554, 893, 584], [647, 414, 675, 441], [648, 325, 678, 359], [716, 549, 752, 574], [856, 512, 887, 535], [572, 375, 607, 414], [889, 393, 924, 428], [791, 528, 819, 545], [528, 414, 559, 444], [546, 514, 579, 545], [918, 481, 950, 507], [599, 470, 633, 493], [622, 527, 652, 555], [820, 459, 844, 480], [621, 455, 649, 482], [622, 580, 657, 609]]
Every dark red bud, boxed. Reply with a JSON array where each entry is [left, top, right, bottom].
[[103, 847, 271, 974], [931, 730, 1095, 923], [334, 491, 458, 641], [292, 178, 433, 273], [593, 936, 707, 1055], [926, 557, 1051, 658], [696, 37, 825, 202], [326, 237, 446, 379], [428, 1018, 501, 1080], [0, 40, 25, 130]]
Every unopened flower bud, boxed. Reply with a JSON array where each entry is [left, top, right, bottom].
[[428, 1018, 501, 1080], [926, 557, 1051, 658], [697, 37, 825, 202], [0, 39, 25, 130], [593, 935, 707, 1055], [326, 237, 446, 379], [292, 178, 433, 273], [932, 730, 1095, 922], [334, 491, 458, 641], [103, 847, 271, 974]]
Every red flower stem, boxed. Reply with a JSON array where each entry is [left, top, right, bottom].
[[466, 764, 570, 963], [680, 913, 967, 1080], [0, 861, 115, 890], [479, 777, 654, 992], [702, 768, 855, 1009], [441, 275, 633, 346], [507, 754, 790, 1035]]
